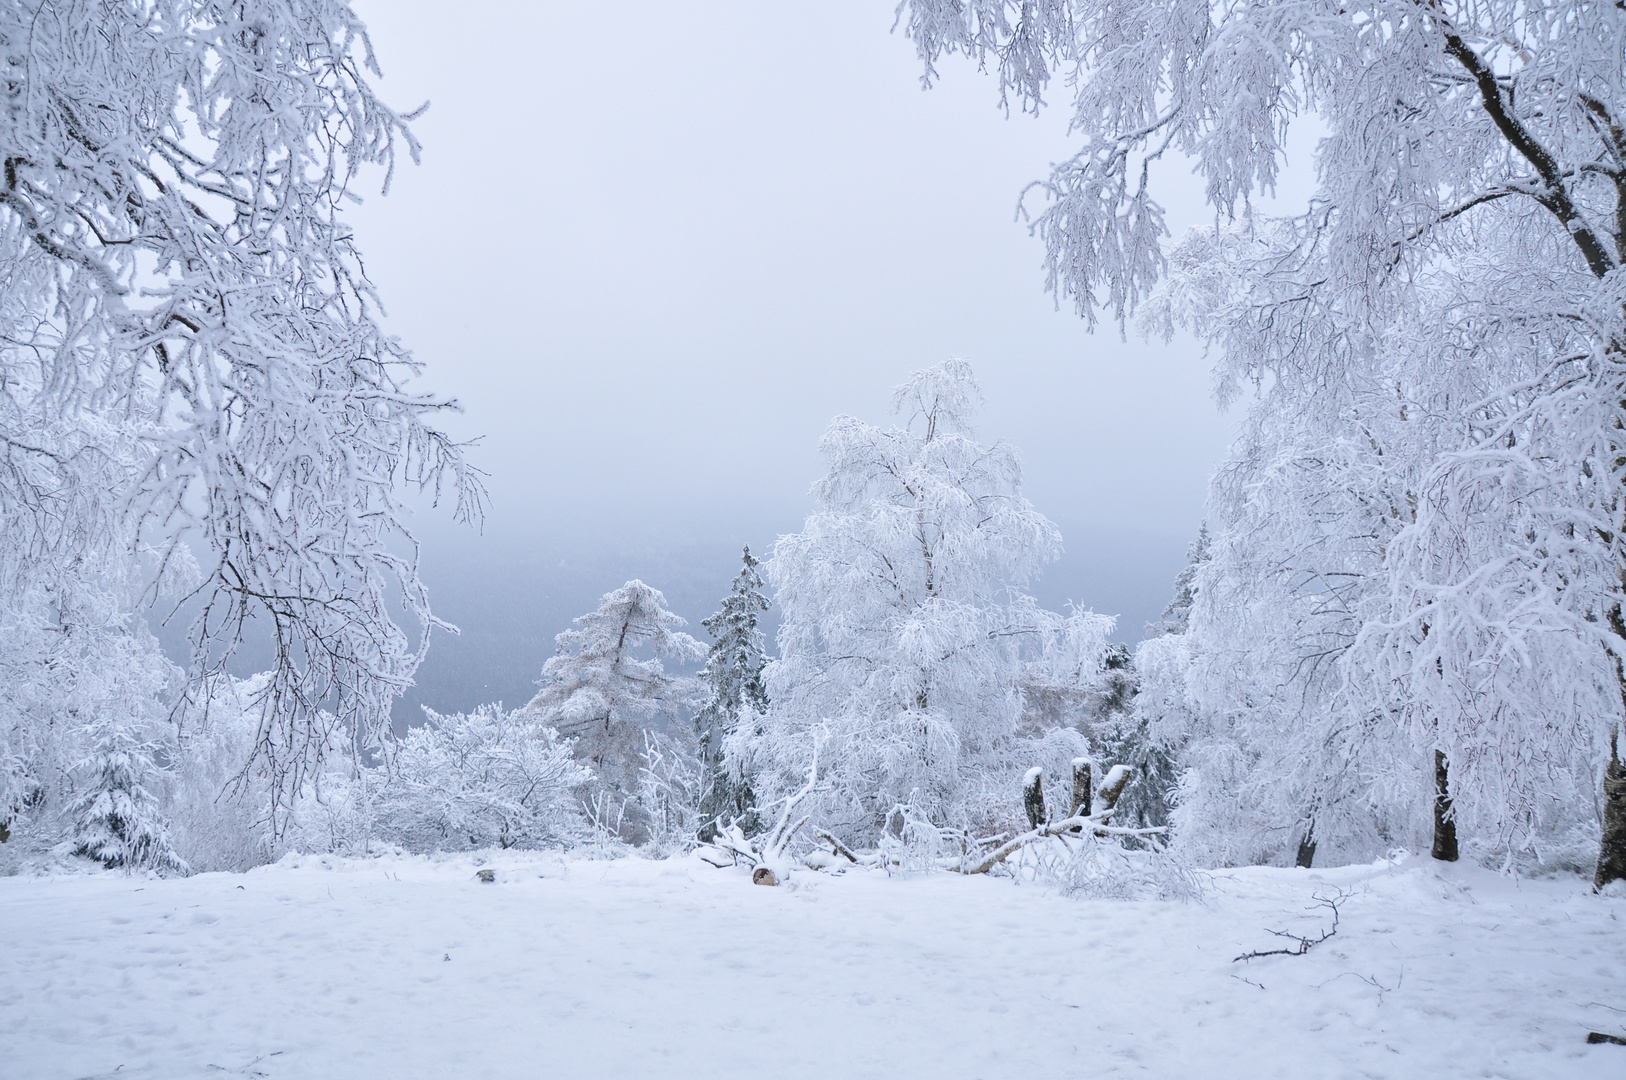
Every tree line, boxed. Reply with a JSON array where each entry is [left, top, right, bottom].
[[3, 0, 1623, 888]]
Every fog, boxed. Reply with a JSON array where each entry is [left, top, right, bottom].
[[339, 1, 1244, 722]]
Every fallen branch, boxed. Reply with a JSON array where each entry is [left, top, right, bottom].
[[698, 755, 824, 874], [1233, 891, 1347, 963], [814, 828, 859, 863], [951, 762, 1163, 875], [953, 812, 1167, 875]]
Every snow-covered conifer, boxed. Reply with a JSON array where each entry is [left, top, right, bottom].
[[71, 722, 186, 875], [521, 581, 704, 841], [1091, 647, 1176, 838], [695, 547, 771, 837], [1149, 526, 1208, 638]]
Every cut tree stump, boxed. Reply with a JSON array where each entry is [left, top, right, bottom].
[[1070, 759, 1091, 820], [1098, 765, 1133, 813], [1023, 767, 1047, 829]]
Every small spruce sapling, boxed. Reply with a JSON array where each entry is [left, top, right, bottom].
[[71, 721, 187, 874]]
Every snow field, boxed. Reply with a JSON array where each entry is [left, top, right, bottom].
[[4, 853, 1623, 1079]]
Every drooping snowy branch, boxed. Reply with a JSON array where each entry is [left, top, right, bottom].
[[0, 1, 485, 835]]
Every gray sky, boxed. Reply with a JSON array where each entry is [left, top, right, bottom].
[[342, 1, 1243, 718]]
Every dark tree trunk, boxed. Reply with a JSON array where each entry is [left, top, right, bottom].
[[1596, 731, 1626, 891], [1431, 750, 1459, 862], [1022, 769, 1046, 830], [1070, 759, 1092, 818], [1295, 820, 1317, 868]]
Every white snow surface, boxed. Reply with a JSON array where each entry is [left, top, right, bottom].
[[5, 852, 1623, 1079]]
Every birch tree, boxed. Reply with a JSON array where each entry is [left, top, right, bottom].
[[0, 1, 482, 837], [735, 359, 1110, 846], [898, 0, 1626, 879]]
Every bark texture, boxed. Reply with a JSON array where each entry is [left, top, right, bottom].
[[1023, 769, 1047, 830], [1431, 750, 1459, 862], [1070, 759, 1092, 818], [1295, 820, 1316, 869], [1595, 732, 1626, 891]]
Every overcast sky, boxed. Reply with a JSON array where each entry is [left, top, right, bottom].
[[341, 1, 1252, 718]]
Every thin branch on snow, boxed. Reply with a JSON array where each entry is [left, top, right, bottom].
[[1233, 891, 1349, 963]]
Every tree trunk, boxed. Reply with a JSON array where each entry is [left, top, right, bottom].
[[1295, 820, 1316, 868], [1595, 730, 1626, 891], [1022, 768, 1046, 829], [1431, 750, 1459, 862], [1070, 759, 1092, 818]]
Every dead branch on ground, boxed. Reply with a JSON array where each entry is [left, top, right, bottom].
[[1233, 890, 1349, 963]]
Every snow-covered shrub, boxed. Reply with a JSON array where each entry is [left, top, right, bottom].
[[636, 729, 705, 856], [1042, 837, 1205, 903], [165, 674, 361, 872], [373, 705, 589, 852], [874, 803, 958, 874]]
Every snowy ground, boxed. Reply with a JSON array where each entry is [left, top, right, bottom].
[[4, 851, 1623, 1079]]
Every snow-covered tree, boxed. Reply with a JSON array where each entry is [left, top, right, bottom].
[[1, 555, 182, 864], [1148, 525, 1208, 638], [1130, 282, 1604, 870], [373, 705, 589, 852], [521, 581, 704, 841], [898, 0, 1626, 879], [694, 547, 771, 837], [1088, 647, 1176, 840], [71, 720, 186, 875], [735, 359, 1110, 846], [0, 0, 482, 832]]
